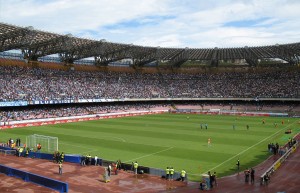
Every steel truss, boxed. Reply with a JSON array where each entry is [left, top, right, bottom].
[[1, 23, 299, 67]]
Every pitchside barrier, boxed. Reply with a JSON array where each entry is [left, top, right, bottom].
[[0, 145, 14, 150], [0, 149, 16, 156], [102, 160, 182, 180], [0, 145, 102, 164], [0, 110, 167, 129], [172, 109, 288, 117], [0, 164, 68, 193], [0, 145, 17, 155], [25, 152, 91, 164], [260, 140, 298, 185], [1, 145, 182, 182]]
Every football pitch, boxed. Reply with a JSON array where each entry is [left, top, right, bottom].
[[1, 113, 299, 181]]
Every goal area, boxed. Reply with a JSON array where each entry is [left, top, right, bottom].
[[26, 134, 58, 153]]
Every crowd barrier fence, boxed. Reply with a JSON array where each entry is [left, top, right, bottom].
[[0, 164, 68, 193], [260, 138, 299, 185]]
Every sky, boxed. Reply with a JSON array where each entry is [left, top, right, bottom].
[[0, 0, 300, 48]]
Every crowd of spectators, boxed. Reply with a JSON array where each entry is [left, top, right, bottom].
[[1, 101, 299, 123], [0, 65, 299, 122], [176, 101, 299, 113], [0, 66, 299, 101], [0, 103, 169, 122]]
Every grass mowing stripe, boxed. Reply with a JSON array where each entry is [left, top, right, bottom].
[[124, 147, 174, 163], [0, 114, 298, 181], [30, 125, 128, 142], [67, 122, 261, 146], [59, 141, 93, 150], [188, 120, 298, 176]]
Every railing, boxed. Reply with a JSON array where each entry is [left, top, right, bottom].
[[102, 159, 182, 181], [260, 140, 298, 185], [0, 164, 68, 193]]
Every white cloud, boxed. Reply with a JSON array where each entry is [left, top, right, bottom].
[[136, 34, 182, 48], [0, 0, 300, 48], [1, 0, 169, 32]]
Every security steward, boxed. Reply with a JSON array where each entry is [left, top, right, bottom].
[[60, 152, 65, 163], [25, 148, 29, 157], [236, 159, 240, 171], [165, 167, 170, 180], [133, 161, 138, 174], [180, 169, 186, 181], [58, 162, 63, 175], [169, 167, 174, 180], [86, 154, 92, 165], [19, 147, 24, 157]]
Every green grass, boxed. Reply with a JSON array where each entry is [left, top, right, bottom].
[[1, 114, 299, 181]]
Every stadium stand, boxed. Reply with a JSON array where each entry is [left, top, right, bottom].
[[0, 65, 299, 102], [0, 22, 299, 193]]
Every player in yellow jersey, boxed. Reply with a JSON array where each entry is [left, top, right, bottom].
[[208, 138, 211, 147]]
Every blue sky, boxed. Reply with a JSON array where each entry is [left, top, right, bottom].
[[0, 0, 299, 48]]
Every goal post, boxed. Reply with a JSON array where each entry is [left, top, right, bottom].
[[209, 109, 221, 114], [26, 134, 58, 153]]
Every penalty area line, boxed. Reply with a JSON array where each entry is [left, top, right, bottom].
[[98, 136, 126, 142], [124, 147, 174, 163], [57, 142, 98, 155]]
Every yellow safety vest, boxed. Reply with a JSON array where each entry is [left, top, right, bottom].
[[166, 168, 170, 174], [181, 170, 186, 177], [170, 168, 174, 174]]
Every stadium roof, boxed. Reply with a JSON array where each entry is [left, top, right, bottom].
[[1, 22, 299, 67]]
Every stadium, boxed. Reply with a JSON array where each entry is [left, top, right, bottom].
[[0, 2, 300, 193]]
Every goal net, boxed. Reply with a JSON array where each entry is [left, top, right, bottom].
[[209, 109, 221, 114], [26, 134, 58, 153]]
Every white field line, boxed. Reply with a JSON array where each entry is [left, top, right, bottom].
[[59, 141, 91, 150], [80, 135, 126, 142], [118, 139, 171, 148], [85, 136, 126, 142], [80, 150, 99, 155], [124, 147, 174, 163], [97, 136, 126, 142], [112, 137, 126, 142], [188, 121, 297, 177], [40, 126, 126, 142], [54, 141, 99, 155]]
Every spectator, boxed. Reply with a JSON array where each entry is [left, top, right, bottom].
[[0, 66, 298, 101]]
